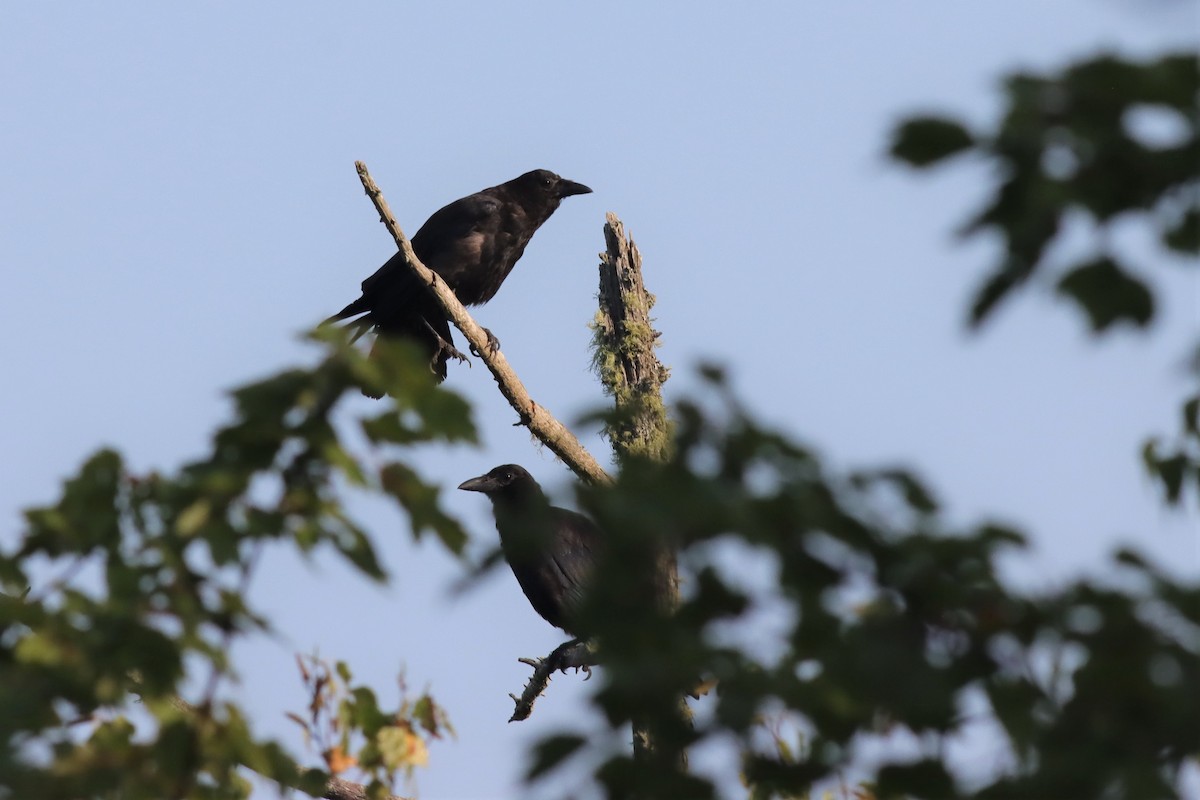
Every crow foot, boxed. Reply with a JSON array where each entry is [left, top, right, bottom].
[[423, 320, 471, 368], [470, 327, 502, 358]]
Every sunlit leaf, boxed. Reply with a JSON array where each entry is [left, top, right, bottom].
[[377, 724, 428, 769]]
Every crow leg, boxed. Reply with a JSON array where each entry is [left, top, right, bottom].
[[423, 320, 470, 366], [471, 327, 502, 358]]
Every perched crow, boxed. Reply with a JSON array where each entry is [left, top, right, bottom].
[[459, 464, 601, 636], [327, 169, 592, 382]]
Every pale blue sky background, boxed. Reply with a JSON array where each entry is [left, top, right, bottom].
[[2, 2, 1196, 798]]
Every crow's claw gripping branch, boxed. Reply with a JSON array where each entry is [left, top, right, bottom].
[[470, 327, 502, 358]]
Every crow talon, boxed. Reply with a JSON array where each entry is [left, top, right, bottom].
[[471, 328, 502, 358], [484, 327, 501, 352]]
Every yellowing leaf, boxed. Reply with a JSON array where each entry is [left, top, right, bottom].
[[324, 745, 357, 775], [175, 499, 211, 536], [14, 632, 66, 667], [377, 725, 428, 769]]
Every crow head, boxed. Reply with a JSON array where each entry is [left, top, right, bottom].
[[458, 464, 543, 502], [514, 169, 592, 202]]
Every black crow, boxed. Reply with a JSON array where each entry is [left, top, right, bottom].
[[458, 464, 601, 636], [328, 169, 592, 382]]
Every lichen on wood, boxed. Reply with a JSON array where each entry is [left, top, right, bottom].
[[590, 212, 688, 770], [589, 212, 671, 462]]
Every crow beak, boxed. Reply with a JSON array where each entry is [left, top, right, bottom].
[[556, 179, 593, 198], [458, 475, 495, 493]]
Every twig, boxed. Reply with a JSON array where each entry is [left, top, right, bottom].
[[353, 162, 611, 487], [509, 639, 597, 723]]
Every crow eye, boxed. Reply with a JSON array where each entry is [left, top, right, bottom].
[[541, 176, 553, 187]]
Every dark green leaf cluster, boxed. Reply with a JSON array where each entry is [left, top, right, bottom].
[[891, 52, 1198, 331], [1144, 388, 1200, 507], [0, 333, 475, 798], [528, 373, 1199, 799]]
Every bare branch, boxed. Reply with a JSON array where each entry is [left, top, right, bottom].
[[353, 162, 611, 486], [323, 776, 409, 800], [509, 639, 597, 723]]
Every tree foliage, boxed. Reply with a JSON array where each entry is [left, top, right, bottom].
[[891, 48, 1200, 513], [891, 52, 1197, 331], [1, 43, 1197, 800], [0, 335, 473, 800], [553, 377, 1199, 798]]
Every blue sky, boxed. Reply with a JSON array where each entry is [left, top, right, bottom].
[[2, 2, 1196, 798]]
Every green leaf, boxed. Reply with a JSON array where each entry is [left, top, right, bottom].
[[361, 412, 425, 446], [323, 441, 369, 486], [22, 449, 124, 557], [968, 265, 1026, 327], [411, 694, 450, 738], [527, 734, 587, 779], [1149, 453, 1189, 504], [379, 463, 469, 555], [1163, 205, 1199, 254], [297, 768, 332, 796], [859, 468, 940, 513], [875, 759, 955, 798], [1141, 438, 1161, 473], [890, 116, 975, 167], [1056, 256, 1155, 332], [975, 522, 1028, 548], [1113, 548, 1149, 569], [1184, 395, 1200, 435], [319, 513, 386, 580], [229, 368, 312, 421], [351, 336, 440, 399], [1141, 52, 1200, 110], [348, 686, 388, 735]]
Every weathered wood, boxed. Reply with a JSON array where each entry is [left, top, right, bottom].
[[591, 212, 671, 462], [591, 213, 685, 768], [353, 162, 611, 487], [508, 639, 597, 723]]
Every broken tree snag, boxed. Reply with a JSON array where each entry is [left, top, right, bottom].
[[591, 212, 672, 462], [591, 211, 678, 616], [590, 213, 687, 768]]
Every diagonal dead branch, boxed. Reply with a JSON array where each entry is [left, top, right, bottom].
[[509, 639, 598, 723], [354, 161, 611, 487]]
